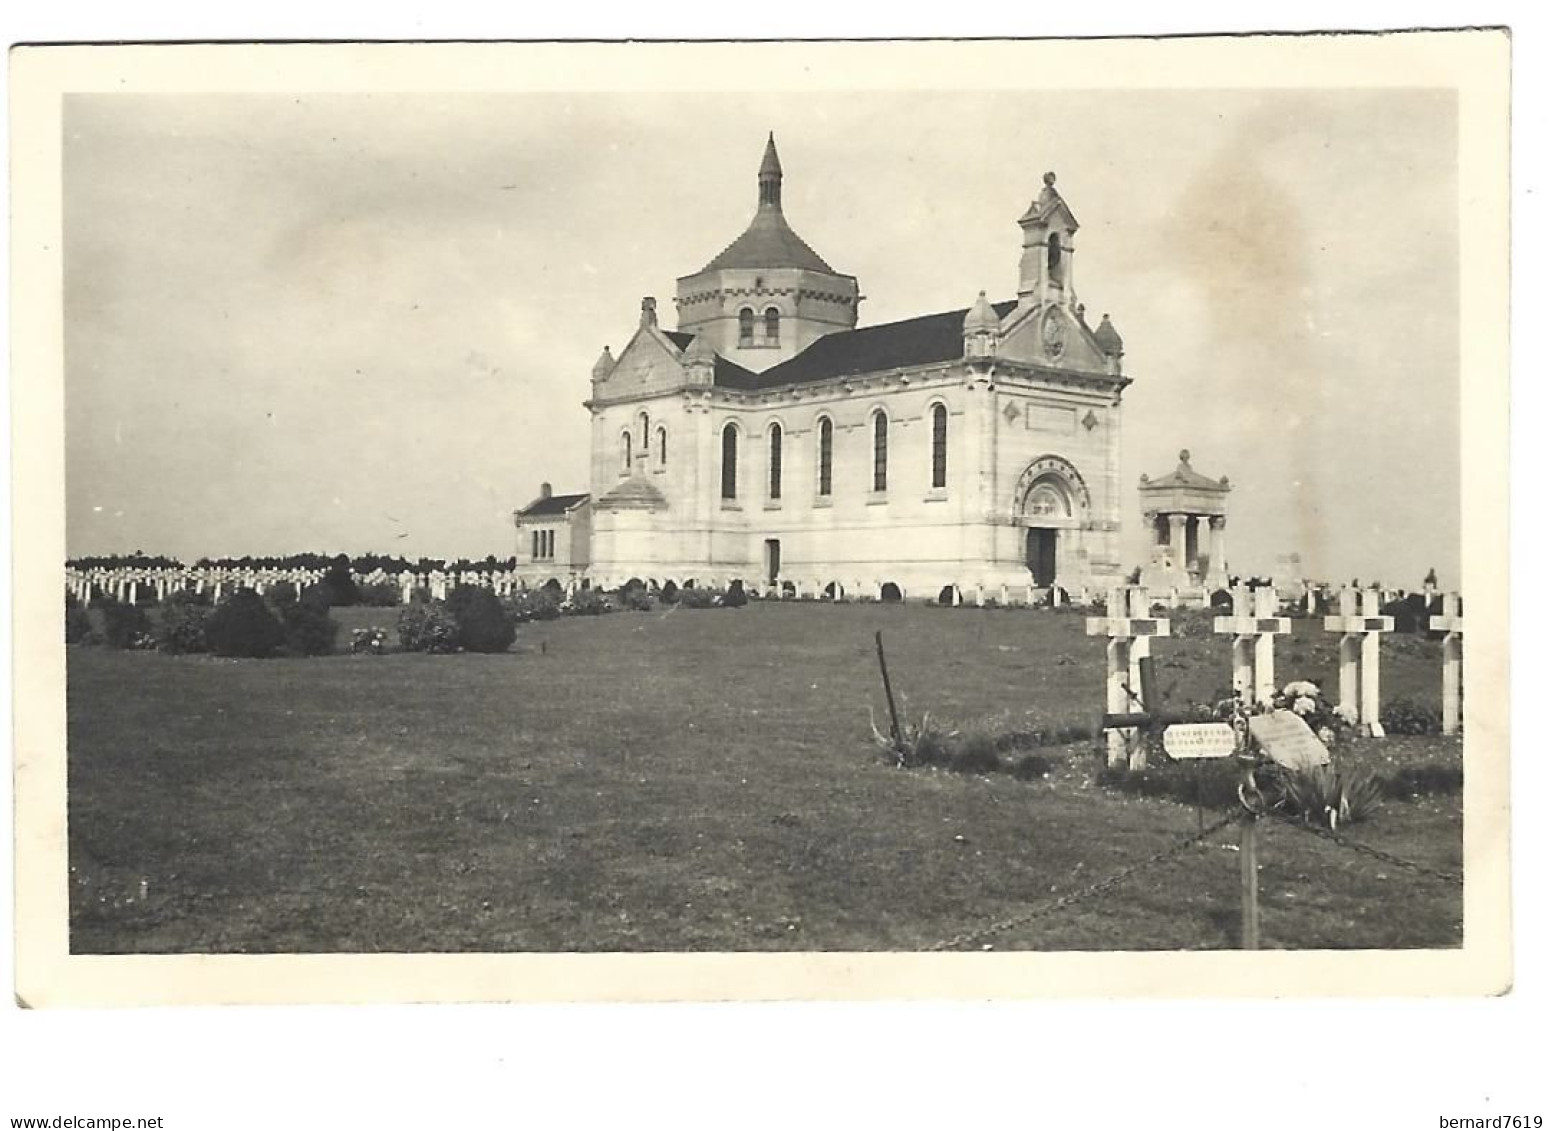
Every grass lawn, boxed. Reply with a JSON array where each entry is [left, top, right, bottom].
[[67, 601, 1463, 952]]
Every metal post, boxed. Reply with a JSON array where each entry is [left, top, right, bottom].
[[875, 631, 903, 750], [1240, 811, 1260, 950]]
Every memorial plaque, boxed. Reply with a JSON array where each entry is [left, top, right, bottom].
[[1248, 709, 1331, 772], [1162, 722, 1237, 759]]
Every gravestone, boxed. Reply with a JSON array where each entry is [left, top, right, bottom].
[[1248, 710, 1330, 772]]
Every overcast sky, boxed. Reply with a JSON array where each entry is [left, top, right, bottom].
[[63, 88, 1459, 585]]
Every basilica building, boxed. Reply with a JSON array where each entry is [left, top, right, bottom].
[[514, 135, 1133, 600]]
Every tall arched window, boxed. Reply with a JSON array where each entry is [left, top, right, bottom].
[[1047, 232, 1063, 284], [638, 411, 649, 450], [931, 403, 948, 489], [817, 417, 833, 497], [768, 423, 783, 500], [872, 410, 888, 492], [656, 425, 668, 467], [621, 431, 632, 471], [721, 424, 738, 499], [738, 308, 755, 347], [764, 307, 780, 345]]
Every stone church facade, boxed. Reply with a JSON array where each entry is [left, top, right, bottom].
[[514, 136, 1132, 600]]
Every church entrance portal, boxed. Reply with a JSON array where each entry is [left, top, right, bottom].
[[1026, 528, 1057, 587]]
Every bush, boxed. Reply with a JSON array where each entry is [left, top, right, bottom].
[[397, 600, 462, 653], [266, 581, 300, 608], [351, 627, 389, 655], [724, 581, 748, 608], [204, 588, 288, 658], [678, 587, 720, 609], [100, 600, 153, 650], [565, 588, 612, 617], [659, 580, 679, 605], [357, 581, 401, 607], [506, 589, 562, 622], [948, 732, 1002, 775], [281, 601, 340, 657], [870, 709, 955, 769], [1096, 759, 1264, 811], [448, 586, 517, 653], [1275, 763, 1383, 828], [1380, 696, 1439, 736], [617, 587, 655, 612], [320, 555, 360, 607], [155, 593, 211, 654], [65, 603, 95, 645]]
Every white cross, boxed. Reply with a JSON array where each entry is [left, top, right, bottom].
[[1430, 592, 1464, 736], [1214, 584, 1291, 705], [1087, 585, 1170, 770], [1323, 587, 1394, 735]]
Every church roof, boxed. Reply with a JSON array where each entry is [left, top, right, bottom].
[[696, 134, 841, 275], [701, 207, 838, 274], [713, 299, 1019, 390], [517, 492, 589, 517]]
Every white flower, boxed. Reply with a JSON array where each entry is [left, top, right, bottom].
[[1317, 726, 1336, 745], [1335, 704, 1359, 726], [1284, 680, 1320, 699], [1293, 695, 1317, 716]]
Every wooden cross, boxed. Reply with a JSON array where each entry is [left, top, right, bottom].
[[1087, 585, 1170, 769], [1430, 591, 1464, 736], [1323, 587, 1394, 735], [1213, 583, 1291, 705]]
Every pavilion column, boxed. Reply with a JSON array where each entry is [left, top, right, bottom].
[[1168, 513, 1187, 571], [1209, 516, 1228, 577], [1195, 516, 1212, 575]]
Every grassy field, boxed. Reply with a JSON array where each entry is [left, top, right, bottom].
[[67, 601, 1463, 953]]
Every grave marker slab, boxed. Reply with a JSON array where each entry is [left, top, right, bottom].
[[1248, 710, 1331, 772]]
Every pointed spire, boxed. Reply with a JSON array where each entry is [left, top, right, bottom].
[[592, 345, 615, 380], [963, 290, 1000, 334], [1093, 312, 1124, 356], [758, 132, 783, 210]]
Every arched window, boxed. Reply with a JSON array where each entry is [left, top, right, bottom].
[[656, 425, 668, 466], [817, 417, 833, 497], [764, 307, 780, 345], [721, 424, 738, 500], [1047, 232, 1063, 284], [931, 403, 948, 489], [738, 308, 755, 347], [872, 410, 888, 492], [768, 423, 783, 500], [621, 431, 632, 471], [638, 411, 649, 450]]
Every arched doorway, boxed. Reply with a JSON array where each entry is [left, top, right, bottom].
[[1026, 529, 1058, 586], [1012, 457, 1087, 589]]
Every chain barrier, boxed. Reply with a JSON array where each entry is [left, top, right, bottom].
[[927, 811, 1241, 952], [1267, 812, 1463, 885]]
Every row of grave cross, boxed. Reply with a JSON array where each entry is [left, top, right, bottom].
[[1085, 583, 1464, 769], [64, 565, 562, 607]]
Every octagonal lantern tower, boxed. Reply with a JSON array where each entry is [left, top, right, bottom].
[[1138, 449, 1231, 594]]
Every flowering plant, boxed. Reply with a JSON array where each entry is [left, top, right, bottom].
[[351, 626, 388, 655], [1270, 679, 1356, 748]]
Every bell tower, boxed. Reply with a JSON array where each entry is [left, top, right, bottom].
[[1017, 172, 1080, 310]]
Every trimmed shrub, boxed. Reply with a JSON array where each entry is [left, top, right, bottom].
[[204, 588, 288, 658], [397, 600, 461, 653], [724, 580, 749, 608], [447, 586, 516, 653], [357, 581, 401, 607], [617, 587, 655, 612], [320, 554, 360, 607], [65, 603, 95, 645], [506, 589, 562, 622], [566, 588, 611, 617], [659, 580, 680, 605], [155, 593, 211, 655], [678, 587, 718, 609], [1380, 695, 1439, 736], [281, 601, 340, 657], [100, 599, 153, 650]]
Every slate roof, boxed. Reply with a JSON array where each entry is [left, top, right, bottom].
[[713, 300, 1020, 391], [700, 206, 838, 274], [596, 477, 668, 509], [517, 492, 589, 517]]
